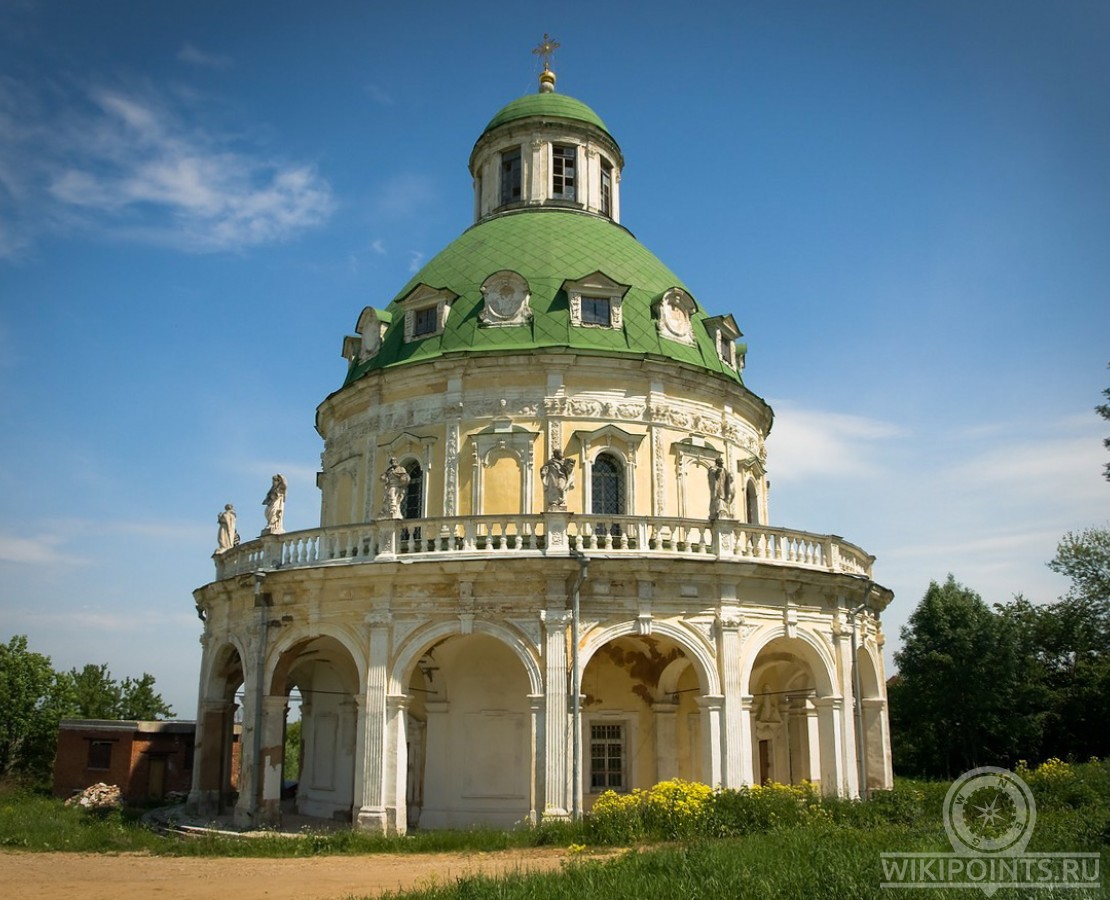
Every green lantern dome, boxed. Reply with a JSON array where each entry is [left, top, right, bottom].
[[341, 72, 750, 394], [481, 93, 614, 143]]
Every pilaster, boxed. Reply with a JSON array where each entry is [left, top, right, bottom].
[[357, 612, 392, 832]]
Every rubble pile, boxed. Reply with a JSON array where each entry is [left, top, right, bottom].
[[65, 782, 122, 811]]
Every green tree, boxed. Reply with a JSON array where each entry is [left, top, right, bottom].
[[119, 673, 174, 721], [0, 636, 73, 778], [890, 576, 1032, 777], [284, 719, 302, 781], [1038, 526, 1110, 759], [70, 663, 122, 719], [69, 663, 173, 721]]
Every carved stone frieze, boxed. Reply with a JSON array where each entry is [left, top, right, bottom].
[[652, 427, 665, 516], [444, 420, 459, 516], [566, 398, 602, 417]]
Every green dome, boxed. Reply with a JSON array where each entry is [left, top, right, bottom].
[[482, 92, 612, 141], [344, 210, 746, 387]]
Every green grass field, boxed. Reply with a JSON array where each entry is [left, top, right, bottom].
[[2, 759, 1106, 899]]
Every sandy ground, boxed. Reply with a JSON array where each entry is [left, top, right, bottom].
[[0, 847, 592, 900]]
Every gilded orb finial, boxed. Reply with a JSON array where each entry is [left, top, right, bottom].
[[532, 33, 559, 93]]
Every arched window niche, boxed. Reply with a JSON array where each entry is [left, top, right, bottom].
[[572, 423, 643, 520]]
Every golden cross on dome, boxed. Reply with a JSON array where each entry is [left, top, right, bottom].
[[532, 33, 560, 71]]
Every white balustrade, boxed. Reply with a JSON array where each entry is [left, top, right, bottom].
[[213, 515, 874, 580]]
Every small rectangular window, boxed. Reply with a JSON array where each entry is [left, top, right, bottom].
[[413, 306, 438, 337], [600, 160, 612, 216], [500, 148, 522, 206], [580, 296, 610, 326], [590, 723, 625, 790], [87, 740, 112, 770], [552, 144, 577, 201]]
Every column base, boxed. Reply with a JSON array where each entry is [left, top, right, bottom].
[[541, 806, 570, 822], [357, 806, 391, 834]]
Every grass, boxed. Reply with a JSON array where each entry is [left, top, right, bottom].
[[1, 760, 1107, 898]]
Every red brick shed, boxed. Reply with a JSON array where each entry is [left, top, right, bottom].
[[52, 719, 214, 804]]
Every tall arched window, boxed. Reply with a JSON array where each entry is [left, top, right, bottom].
[[403, 460, 423, 519], [591, 453, 625, 516], [745, 481, 759, 525]]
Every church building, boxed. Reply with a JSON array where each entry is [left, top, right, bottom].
[[189, 49, 894, 833]]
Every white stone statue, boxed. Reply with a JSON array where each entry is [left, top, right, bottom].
[[379, 457, 411, 520], [540, 449, 576, 511], [262, 474, 287, 535], [216, 503, 239, 552], [708, 457, 735, 522]]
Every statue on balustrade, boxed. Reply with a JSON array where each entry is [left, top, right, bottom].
[[379, 457, 411, 519], [708, 457, 735, 522], [216, 503, 239, 552], [262, 474, 287, 535], [540, 449, 576, 511]]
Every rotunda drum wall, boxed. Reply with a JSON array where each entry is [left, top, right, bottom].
[[318, 355, 771, 524]]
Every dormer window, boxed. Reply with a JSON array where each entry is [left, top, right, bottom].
[[580, 296, 610, 325], [564, 271, 630, 330], [600, 160, 612, 216], [412, 306, 438, 337], [500, 147, 522, 206], [552, 144, 577, 201], [703, 314, 742, 370], [398, 283, 457, 342]]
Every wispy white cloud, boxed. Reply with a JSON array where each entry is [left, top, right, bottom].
[[0, 532, 75, 564], [370, 238, 386, 255], [0, 77, 334, 258], [177, 43, 232, 70], [766, 403, 905, 482], [408, 250, 425, 273], [365, 84, 394, 106]]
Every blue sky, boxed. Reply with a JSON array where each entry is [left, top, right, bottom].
[[1, 1, 1107, 717]]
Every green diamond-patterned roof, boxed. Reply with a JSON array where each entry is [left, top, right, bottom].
[[343, 209, 747, 388], [482, 92, 612, 141]]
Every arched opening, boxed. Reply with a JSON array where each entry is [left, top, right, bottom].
[[194, 643, 243, 816], [403, 459, 423, 519], [748, 637, 831, 790], [745, 480, 759, 525], [579, 634, 705, 808], [269, 636, 360, 823], [401, 459, 423, 544], [403, 633, 532, 829], [591, 453, 625, 515]]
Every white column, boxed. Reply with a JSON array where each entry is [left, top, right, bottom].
[[385, 694, 409, 833], [356, 612, 392, 832], [805, 702, 822, 784], [257, 695, 288, 826], [528, 694, 544, 825], [836, 633, 860, 798], [696, 695, 724, 787], [542, 606, 571, 819], [717, 609, 749, 787], [814, 697, 846, 796]]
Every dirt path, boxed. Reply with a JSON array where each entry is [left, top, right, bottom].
[[0, 848, 593, 899]]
